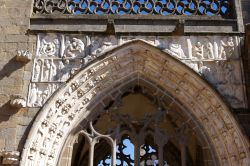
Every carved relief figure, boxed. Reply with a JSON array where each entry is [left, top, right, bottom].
[[57, 61, 65, 81], [58, 60, 71, 81], [91, 37, 102, 56], [33, 59, 43, 82], [29, 83, 38, 107], [169, 42, 185, 58], [219, 37, 235, 59], [43, 59, 57, 81], [193, 42, 204, 59], [43, 59, 51, 81], [213, 41, 219, 59], [64, 38, 85, 58], [206, 42, 214, 59], [29, 83, 59, 107], [50, 60, 57, 81], [40, 39, 58, 57]]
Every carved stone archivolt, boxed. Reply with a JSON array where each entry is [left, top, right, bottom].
[[29, 34, 246, 108], [22, 40, 250, 166]]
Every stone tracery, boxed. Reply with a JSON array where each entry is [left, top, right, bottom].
[[33, 0, 233, 18], [21, 40, 250, 166]]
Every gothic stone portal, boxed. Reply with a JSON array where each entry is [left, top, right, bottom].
[[21, 40, 250, 166]]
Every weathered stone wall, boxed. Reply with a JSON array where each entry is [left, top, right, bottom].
[[0, 0, 38, 164], [242, 0, 250, 24]]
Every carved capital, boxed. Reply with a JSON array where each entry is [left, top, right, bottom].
[[10, 95, 27, 108], [16, 50, 32, 62], [0, 151, 20, 165]]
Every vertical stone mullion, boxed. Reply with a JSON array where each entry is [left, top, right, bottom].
[[134, 142, 140, 166], [89, 140, 96, 166], [112, 139, 116, 166]]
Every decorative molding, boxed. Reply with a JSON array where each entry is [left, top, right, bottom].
[[16, 50, 32, 62], [10, 95, 27, 108], [21, 40, 250, 166], [0, 151, 20, 165]]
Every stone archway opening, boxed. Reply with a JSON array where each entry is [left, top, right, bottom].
[[64, 81, 217, 166], [21, 40, 250, 166]]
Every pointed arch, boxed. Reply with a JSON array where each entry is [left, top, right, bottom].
[[20, 40, 250, 166]]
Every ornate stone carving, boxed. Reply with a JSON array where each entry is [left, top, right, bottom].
[[16, 50, 32, 62], [169, 42, 185, 59], [28, 83, 60, 107], [0, 151, 20, 165], [33, 0, 233, 18], [22, 41, 250, 166], [38, 35, 60, 58], [43, 59, 57, 81], [39, 39, 58, 57], [90, 36, 117, 56], [33, 59, 42, 82], [219, 37, 235, 59], [193, 42, 204, 59], [63, 37, 85, 58], [10, 95, 26, 108], [29, 34, 245, 109]]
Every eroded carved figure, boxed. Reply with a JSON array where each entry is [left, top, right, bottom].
[[90, 37, 102, 55], [169, 42, 185, 58], [90, 36, 117, 56], [33, 59, 43, 82], [206, 42, 214, 59], [28, 83, 60, 107], [219, 37, 235, 59], [193, 42, 204, 59], [39, 39, 58, 57], [64, 38, 85, 58], [57, 60, 71, 81], [43, 59, 57, 81]]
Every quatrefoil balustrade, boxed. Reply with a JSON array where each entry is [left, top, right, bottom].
[[33, 0, 233, 17]]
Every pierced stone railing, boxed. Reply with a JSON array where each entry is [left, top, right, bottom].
[[33, 0, 233, 18]]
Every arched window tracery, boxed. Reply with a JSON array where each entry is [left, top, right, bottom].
[[71, 86, 206, 166]]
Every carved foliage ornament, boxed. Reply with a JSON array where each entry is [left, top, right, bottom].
[[33, 0, 233, 17]]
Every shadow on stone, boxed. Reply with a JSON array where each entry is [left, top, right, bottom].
[[0, 101, 19, 122], [0, 56, 24, 81]]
